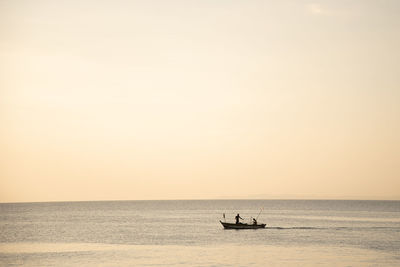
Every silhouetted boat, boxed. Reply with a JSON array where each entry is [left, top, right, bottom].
[[220, 221, 266, 229]]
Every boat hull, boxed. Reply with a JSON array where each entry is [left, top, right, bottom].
[[220, 221, 266, 229]]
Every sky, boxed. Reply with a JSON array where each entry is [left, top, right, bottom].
[[1, 0, 399, 202]]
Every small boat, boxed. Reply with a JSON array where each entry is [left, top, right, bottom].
[[220, 221, 266, 229]]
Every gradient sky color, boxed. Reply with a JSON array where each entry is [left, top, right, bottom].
[[1, 0, 399, 202]]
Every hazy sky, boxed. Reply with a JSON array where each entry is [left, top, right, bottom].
[[1, 0, 399, 202]]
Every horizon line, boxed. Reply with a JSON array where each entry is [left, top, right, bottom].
[[1, 197, 399, 204]]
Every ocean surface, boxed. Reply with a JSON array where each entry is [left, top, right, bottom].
[[0, 200, 399, 266]]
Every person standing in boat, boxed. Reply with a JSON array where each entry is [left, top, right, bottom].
[[235, 213, 243, 224]]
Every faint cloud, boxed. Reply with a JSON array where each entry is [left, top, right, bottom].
[[308, 3, 323, 15], [306, 3, 356, 18]]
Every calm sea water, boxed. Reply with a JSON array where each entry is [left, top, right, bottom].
[[0, 200, 399, 266]]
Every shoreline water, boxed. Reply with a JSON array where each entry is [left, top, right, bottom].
[[1, 243, 399, 267]]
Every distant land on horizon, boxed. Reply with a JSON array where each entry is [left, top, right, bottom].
[[1, 195, 400, 204]]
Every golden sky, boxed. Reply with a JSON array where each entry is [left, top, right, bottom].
[[1, 0, 399, 202]]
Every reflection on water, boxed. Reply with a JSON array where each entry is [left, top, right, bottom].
[[1, 243, 399, 267], [0, 243, 131, 253]]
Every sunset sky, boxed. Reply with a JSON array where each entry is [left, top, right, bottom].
[[1, 0, 399, 202]]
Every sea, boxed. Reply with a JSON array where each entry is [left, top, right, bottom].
[[0, 200, 399, 266]]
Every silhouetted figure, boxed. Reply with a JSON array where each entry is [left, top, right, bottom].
[[235, 213, 243, 224], [253, 218, 257, 225]]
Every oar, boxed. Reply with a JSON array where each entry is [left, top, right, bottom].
[[255, 207, 264, 220]]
